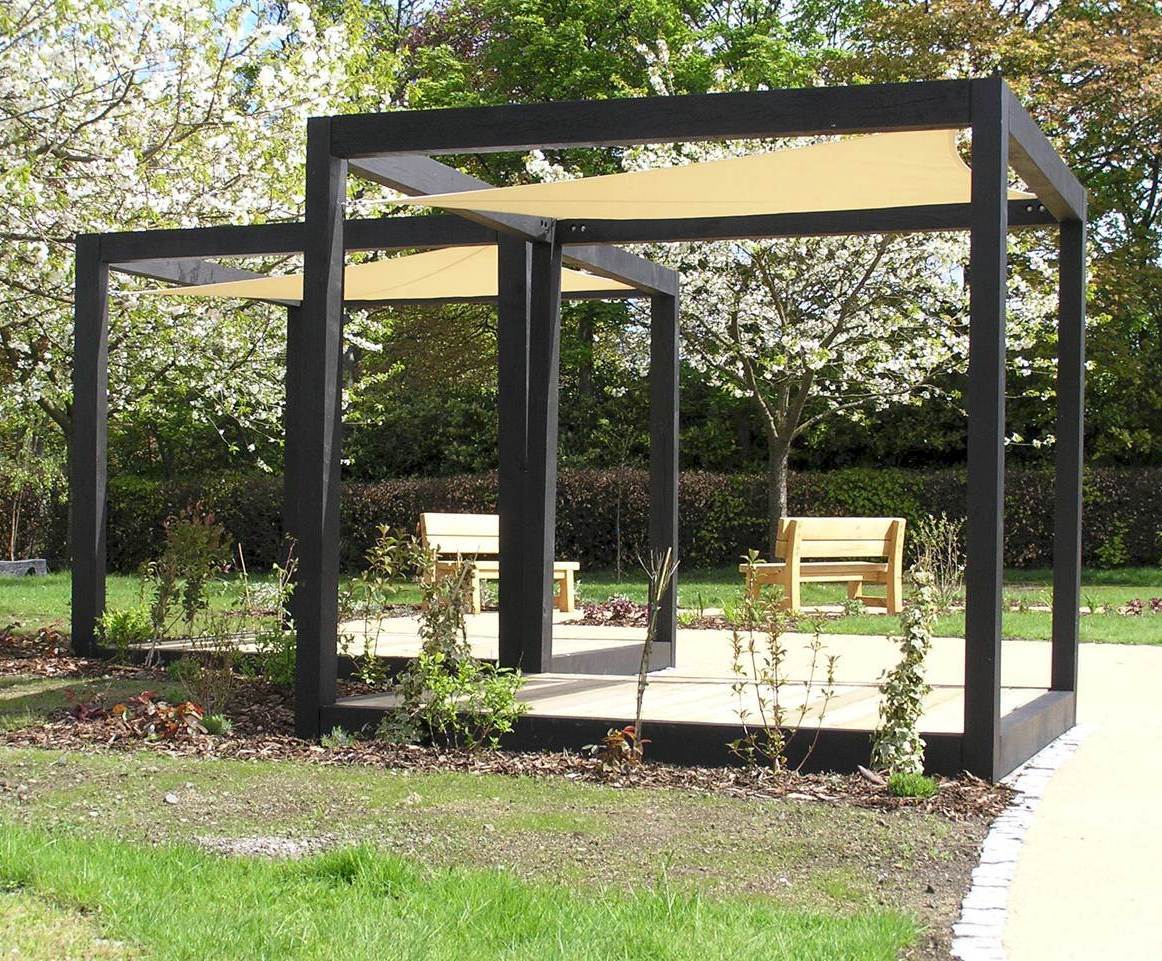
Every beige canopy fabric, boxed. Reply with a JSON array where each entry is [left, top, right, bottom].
[[145, 244, 631, 302], [392, 130, 1032, 220]]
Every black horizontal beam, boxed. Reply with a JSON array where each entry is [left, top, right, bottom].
[[998, 690, 1076, 779], [558, 199, 1056, 244], [561, 243, 677, 295], [320, 697, 966, 775], [329, 79, 972, 156], [109, 258, 297, 307], [351, 287, 642, 307], [351, 155, 678, 294], [110, 258, 264, 285], [95, 215, 495, 264], [1003, 86, 1086, 223], [352, 156, 555, 242]]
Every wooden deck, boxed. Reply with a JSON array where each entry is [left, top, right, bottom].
[[331, 611, 1053, 735]]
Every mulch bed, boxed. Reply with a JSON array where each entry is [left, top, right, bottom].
[[575, 598, 730, 630], [0, 630, 1011, 822]]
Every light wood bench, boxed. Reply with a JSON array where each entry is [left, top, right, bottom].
[[418, 512, 579, 615], [739, 516, 906, 614]]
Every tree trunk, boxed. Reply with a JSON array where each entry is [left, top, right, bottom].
[[767, 437, 790, 556]]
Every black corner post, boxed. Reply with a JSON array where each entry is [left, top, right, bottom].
[[496, 238, 562, 673], [294, 117, 346, 738], [1051, 218, 1086, 702], [963, 76, 1009, 780], [70, 234, 109, 656], [496, 238, 531, 670], [523, 241, 564, 673], [649, 292, 679, 668]]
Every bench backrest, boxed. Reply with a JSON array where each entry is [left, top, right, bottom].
[[774, 516, 906, 563], [419, 512, 499, 557]]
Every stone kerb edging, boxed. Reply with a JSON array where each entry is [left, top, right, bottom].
[[950, 724, 1090, 961]]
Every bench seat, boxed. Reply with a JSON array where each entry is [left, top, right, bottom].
[[740, 517, 906, 614], [421, 513, 579, 614]]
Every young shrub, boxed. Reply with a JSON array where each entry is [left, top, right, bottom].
[[385, 557, 526, 751], [202, 714, 233, 736], [140, 505, 230, 660], [97, 606, 153, 662], [887, 771, 938, 798], [339, 525, 427, 686], [320, 726, 355, 749], [167, 652, 236, 719], [871, 570, 939, 775], [727, 555, 839, 773], [910, 513, 964, 613]]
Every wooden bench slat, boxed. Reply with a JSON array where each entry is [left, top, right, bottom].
[[773, 538, 894, 559], [420, 512, 579, 614], [741, 516, 906, 615], [773, 517, 901, 539]]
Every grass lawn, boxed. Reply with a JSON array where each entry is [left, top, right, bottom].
[[0, 823, 912, 961], [3, 566, 1161, 643], [0, 735, 981, 961], [581, 565, 1162, 643]]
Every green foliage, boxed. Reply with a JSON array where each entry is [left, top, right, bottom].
[[14, 466, 1162, 575], [0, 423, 64, 563], [728, 558, 839, 772], [140, 506, 230, 648], [910, 513, 965, 613], [249, 628, 296, 688], [391, 650, 526, 751], [871, 572, 939, 775], [887, 772, 938, 799], [0, 824, 917, 961], [97, 606, 152, 662], [340, 525, 428, 686], [1093, 523, 1131, 570], [385, 559, 527, 751], [320, 726, 355, 749], [202, 714, 233, 736]]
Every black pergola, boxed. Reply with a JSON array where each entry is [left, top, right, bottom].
[[72, 76, 1085, 780]]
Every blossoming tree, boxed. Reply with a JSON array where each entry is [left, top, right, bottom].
[[0, 0, 393, 472]]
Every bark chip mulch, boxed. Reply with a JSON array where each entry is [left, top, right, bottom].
[[0, 632, 1011, 821]]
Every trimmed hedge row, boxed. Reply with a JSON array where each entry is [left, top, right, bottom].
[[11, 466, 1162, 573]]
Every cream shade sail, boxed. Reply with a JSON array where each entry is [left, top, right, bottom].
[[145, 244, 631, 302], [392, 130, 1032, 220]]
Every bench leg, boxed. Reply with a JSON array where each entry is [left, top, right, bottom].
[[556, 569, 575, 613], [847, 580, 864, 601], [785, 575, 801, 613], [886, 567, 903, 616]]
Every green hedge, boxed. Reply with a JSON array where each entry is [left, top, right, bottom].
[[14, 466, 1162, 572]]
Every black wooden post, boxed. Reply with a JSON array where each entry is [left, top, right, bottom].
[[294, 118, 346, 738], [70, 235, 108, 656], [522, 242, 564, 673], [963, 77, 1008, 780], [496, 238, 531, 670], [1051, 219, 1086, 702], [649, 292, 679, 668], [496, 239, 563, 673]]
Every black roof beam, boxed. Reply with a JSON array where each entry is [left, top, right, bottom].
[[330, 79, 972, 155]]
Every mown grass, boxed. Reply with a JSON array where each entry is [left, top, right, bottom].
[[0, 745, 966, 908], [0, 824, 914, 961], [0, 889, 132, 960], [4, 565, 1160, 643]]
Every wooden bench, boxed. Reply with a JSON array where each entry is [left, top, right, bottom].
[[418, 512, 579, 615], [739, 516, 906, 614]]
